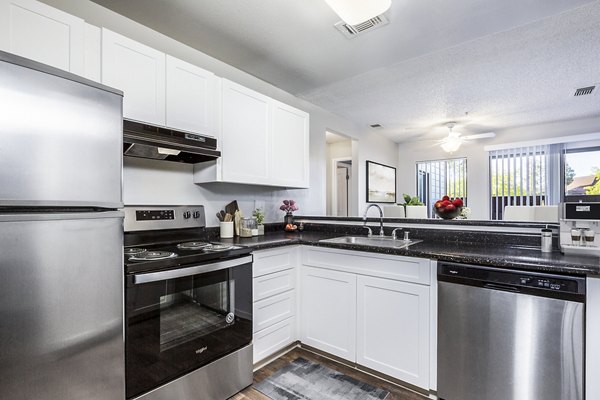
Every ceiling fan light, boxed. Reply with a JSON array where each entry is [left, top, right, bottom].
[[323, 0, 391, 25], [441, 137, 462, 153]]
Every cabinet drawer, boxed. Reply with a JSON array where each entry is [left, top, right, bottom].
[[303, 247, 431, 285], [253, 290, 296, 333], [254, 268, 296, 302], [253, 247, 296, 277], [253, 317, 296, 364]]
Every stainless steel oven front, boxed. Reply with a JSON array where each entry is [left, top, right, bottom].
[[125, 255, 253, 400]]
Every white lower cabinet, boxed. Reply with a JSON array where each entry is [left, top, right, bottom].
[[300, 266, 357, 361], [252, 246, 433, 390], [300, 247, 433, 390], [254, 268, 296, 302], [253, 317, 297, 364], [254, 290, 296, 333], [356, 275, 430, 388], [252, 247, 299, 364]]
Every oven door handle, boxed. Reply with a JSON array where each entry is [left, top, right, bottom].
[[132, 255, 253, 284]]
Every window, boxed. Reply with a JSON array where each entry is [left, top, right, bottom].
[[416, 158, 467, 218], [563, 146, 600, 202], [488, 145, 562, 220]]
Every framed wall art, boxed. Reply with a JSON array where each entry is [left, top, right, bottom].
[[366, 160, 397, 203]]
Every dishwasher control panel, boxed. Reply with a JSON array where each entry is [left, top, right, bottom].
[[524, 277, 575, 292], [439, 263, 585, 296]]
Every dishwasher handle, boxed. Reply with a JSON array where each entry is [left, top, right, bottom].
[[483, 283, 520, 293]]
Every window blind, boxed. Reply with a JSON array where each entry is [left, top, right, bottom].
[[417, 158, 467, 218], [488, 144, 562, 220]]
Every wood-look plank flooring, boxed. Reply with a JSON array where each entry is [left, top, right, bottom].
[[230, 347, 427, 400]]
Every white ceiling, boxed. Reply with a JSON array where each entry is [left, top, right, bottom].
[[91, 0, 600, 142]]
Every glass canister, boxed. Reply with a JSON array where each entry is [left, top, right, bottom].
[[240, 217, 258, 238]]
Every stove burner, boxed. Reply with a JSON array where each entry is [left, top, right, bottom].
[[129, 251, 178, 262], [125, 247, 147, 255], [177, 241, 211, 250], [203, 244, 234, 252]]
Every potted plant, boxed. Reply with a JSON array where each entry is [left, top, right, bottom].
[[252, 208, 265, 235], [401, 194, 427, 219]]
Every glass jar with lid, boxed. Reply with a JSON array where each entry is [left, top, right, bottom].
[[240, 217, 258, 237]]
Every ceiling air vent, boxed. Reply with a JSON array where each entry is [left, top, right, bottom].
[[334, 15, 389, 39], [573, 85, 597, 96]]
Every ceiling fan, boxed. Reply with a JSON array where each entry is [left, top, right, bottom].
[[438, 122, 495, 153]]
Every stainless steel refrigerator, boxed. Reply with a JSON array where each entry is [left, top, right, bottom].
[[0, 51, 125, 399]]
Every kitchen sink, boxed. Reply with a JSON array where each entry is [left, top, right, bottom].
[[319, 236, 422, 249]]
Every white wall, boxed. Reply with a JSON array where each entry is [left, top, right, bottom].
[[41, 0, 400, 225], [358, 130, 400, 214], [398, 117, 600, 220]]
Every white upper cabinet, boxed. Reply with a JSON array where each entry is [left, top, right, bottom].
[[195, 78, 310, 188], [221, 79, 270, 185], [101, 30, 220, 134], [270, 100, 310, 188], [166, 55, 218, 135], [101, 28, 166, 125], [0, 0, 84, 75]]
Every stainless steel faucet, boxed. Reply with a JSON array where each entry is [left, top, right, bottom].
[[391, 228, 402, 240], [363, 204, 384, 237]]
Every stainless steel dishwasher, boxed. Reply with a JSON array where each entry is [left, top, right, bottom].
[[437, 262, 585, 400]]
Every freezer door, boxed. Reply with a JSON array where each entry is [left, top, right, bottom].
[[437, 281, 584, 400], [0, 54, 123, 207], [0, 212, 124, 400]]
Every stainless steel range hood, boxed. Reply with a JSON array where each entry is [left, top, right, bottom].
[[123, 119, 220, 164]]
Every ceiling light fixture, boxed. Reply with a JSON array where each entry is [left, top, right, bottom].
[[441, 134, 462, 153], [440, 123, 463, 153], [323, 0, 391, 25], [437, 122, 496, 153]]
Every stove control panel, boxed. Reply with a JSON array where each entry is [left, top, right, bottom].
[[124, 206, 206, 232], [136, 210, 175, 221]]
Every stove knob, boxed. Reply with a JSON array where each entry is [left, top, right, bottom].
[[183, 211, 191, 219], [193, 211, 201, 219]]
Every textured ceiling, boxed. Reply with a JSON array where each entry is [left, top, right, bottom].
[[304, 1, 600, 142], [90, 0, 600, 141]]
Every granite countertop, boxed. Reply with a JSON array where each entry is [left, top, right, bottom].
[[217, 230, 600, 276]]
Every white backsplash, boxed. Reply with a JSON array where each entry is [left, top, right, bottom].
[[123, 157, 317, 227]]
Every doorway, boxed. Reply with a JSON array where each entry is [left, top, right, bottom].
[[333, 159, 352, 216], [326, 131, 355, 216]]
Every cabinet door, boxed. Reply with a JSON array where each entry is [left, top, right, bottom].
[[270, 101, 309, 188], [221, 79, 270, 185], [0, 0, 84, 74], [356, 275, 430, 389], [300, 266, 356, 361], [166, 55, 217, 135], [101, 28, 165, 125]]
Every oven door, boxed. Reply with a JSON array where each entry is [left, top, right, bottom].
[[125, 255, 253, 399]]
